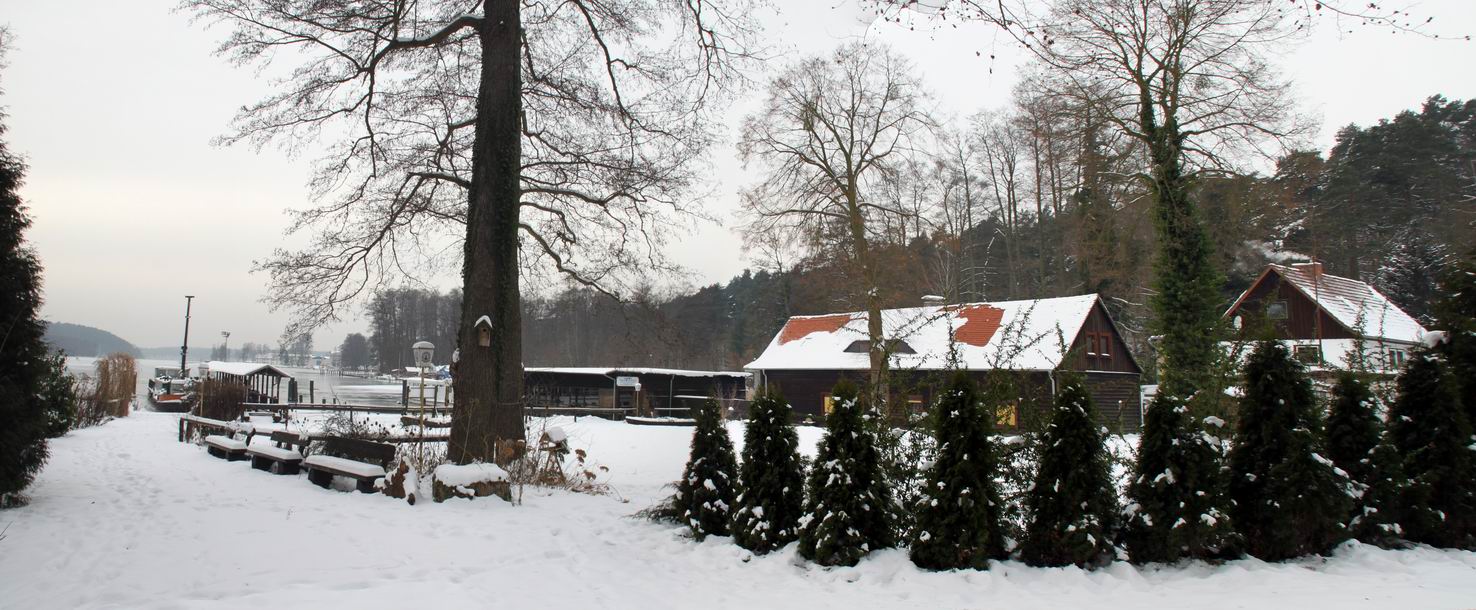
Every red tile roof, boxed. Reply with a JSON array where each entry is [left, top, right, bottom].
[[778, 314, 856, 344], [949, 304, 1005, 347]]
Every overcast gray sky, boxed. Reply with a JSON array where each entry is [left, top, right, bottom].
[[6, 0, 1474, 351]]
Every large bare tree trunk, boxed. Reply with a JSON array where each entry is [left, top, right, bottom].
[[451, 3, 525, 464]]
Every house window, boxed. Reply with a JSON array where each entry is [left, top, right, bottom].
[[908, 395, 925, 415], [823, 395, 834, 415], [1097, 332, 1111, 358], [1266, 300, 1289, 320], [1293, 344, 1322, 364], [1386, 348, 1407, 369], [1087, 334, 1099, 356], [996, 403, 1018, 427]]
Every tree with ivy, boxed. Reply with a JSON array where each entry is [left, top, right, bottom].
[[797, 380, 893, 566], [1122, 393, 1235, 564], [1020, 376, 1118, 568], [675, 398, 739, 540], [1388, 350, 1476, 549], [910, 372, 1007, 570], [732, 388, 805, 554], [1228, 341, 1351, 560]]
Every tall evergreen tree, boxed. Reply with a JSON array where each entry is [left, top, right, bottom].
[[1228, 341, 1351, 560], [675, 398, 739, 540], [797, 380, 893, 567], [1020, 376, 1118, 568], [1388, 350, 1476, 549], [910, 372, 1006, 570], [732, 388, 805, 554], [0, 53, 51, 506], [1326, 372, 1407, 547], [1434, 245, 1476, 426], [1123, 393, 1235, 564]]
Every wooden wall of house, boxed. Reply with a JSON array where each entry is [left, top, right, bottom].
[[1084, 372, 1143, 432], [1230, 272, 1353, 340], [758, 367, 1142, 432], [1063, 302, 1142, 374]]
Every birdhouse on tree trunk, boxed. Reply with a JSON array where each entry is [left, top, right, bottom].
[[474, 315, 494, 347]]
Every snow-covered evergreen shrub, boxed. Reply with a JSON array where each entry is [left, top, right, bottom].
[[910, 372, 1006, 570], [732, 388, 805, 554], [1326, 372, 1407, 547], [39, 351, 78, 438], [1433, 246, 1476, 427], [797, 380, 893, 566], [1122, 393, 1235, 564], [1389, 350, 1476, 549], [676, 397, 739, 540], [1019, 376, 1118, 568], [1228, 341, 1351, 561]]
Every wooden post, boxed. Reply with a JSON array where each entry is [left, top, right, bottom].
[[309, 380, 315, 404]]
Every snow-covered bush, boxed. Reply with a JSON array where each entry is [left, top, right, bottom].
[[1389, 350, 1476, 549], [1122, 393, 1235, 564], [675, 398, 739, 540], [1326, 372, 1407, 547], [910, 372, 1006, 570], [1228, 341, 1350, 561], [797, 380, 893, 567], [1019, 376, 1118, 568], [731, 388, 805, 554]]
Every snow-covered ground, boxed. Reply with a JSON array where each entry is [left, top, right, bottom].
[[3, 412, 1475, 609]]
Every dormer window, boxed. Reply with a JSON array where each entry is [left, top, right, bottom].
[[843, 339, 916, 354]]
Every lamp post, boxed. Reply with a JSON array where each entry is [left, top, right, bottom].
[[412, 340, 434, 418], [221, 331, 231, 361]]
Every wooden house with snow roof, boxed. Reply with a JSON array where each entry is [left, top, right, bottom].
[[744, 294, 1143, 431], [1223, 262, 1428, 374]]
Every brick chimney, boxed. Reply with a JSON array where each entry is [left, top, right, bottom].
[[1292, 261, 1323, 275]]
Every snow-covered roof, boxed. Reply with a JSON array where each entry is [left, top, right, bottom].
[[524, 367, 750, 378], [204, 361, 292, 378], [745, 294, 1101, 372], [1232, 264, 1426, 344]]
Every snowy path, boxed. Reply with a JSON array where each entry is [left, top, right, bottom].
[[3, 412, 1476, 609]]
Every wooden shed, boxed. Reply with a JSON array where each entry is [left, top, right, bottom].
[[202, 361, 293, 404], [745, 294, 1143, 431], [523, 367, 749, 419]]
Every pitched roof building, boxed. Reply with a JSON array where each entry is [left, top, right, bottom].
[[745, 294, 1143, 430], [1224, 262, 1429, 372]]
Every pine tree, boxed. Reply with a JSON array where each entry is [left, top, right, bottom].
[[1228, 341, 1351, 561], [1324, 371, 1408, 546], [1388, 350, 1476, 549], [910, 372, 1006, 570], [1020, 376, 1118, 568], [797, 379, 893, 566], [1122, 393, 1235, 564], [1434, 245, 1476, 427], [675, 398, 739, 540], [0, 80, 51, 507], [731, 387, 805, 554]]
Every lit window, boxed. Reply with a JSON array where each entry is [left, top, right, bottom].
[[996, 403, 1018, 427], [823, 395, 834, 415]]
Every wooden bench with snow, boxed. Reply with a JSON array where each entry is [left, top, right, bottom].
[[178, 414, 257, 461], [246, 431, 310, 475], [303, 437, 397, 493]]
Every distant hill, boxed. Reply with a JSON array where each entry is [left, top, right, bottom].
[[43, 322, 142, 358]]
